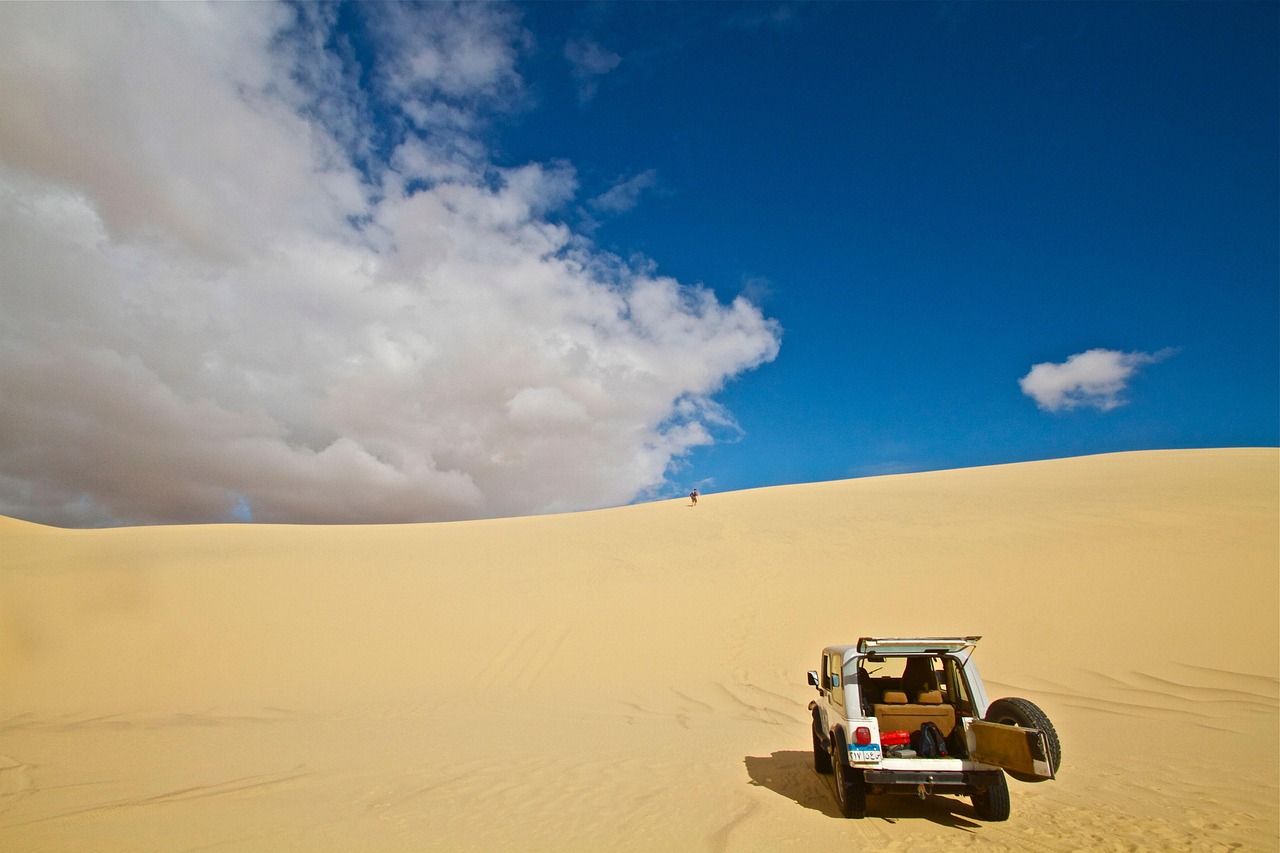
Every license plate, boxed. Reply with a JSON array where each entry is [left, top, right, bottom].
[[848, 745, 882, 763]]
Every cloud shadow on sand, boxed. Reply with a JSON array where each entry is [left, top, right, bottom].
[[744, 751, 984, 831]]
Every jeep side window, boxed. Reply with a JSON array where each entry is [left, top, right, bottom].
[[826, 654, 843, 707], [943, 657, 975, 717]]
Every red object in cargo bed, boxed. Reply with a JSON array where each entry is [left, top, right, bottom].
[[880, 730, 910, 746]]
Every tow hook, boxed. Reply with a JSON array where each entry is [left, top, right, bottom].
[[916, 777, 935, 800]]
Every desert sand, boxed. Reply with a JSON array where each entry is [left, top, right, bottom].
[[1, 448, 1276, 852]]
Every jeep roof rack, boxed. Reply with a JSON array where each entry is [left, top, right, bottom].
[[855, 636, 981, 655]]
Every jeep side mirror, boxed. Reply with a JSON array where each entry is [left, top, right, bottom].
[[807, 670, 819, 687]]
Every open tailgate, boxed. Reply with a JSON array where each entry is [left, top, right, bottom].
[[968, 721, 1056, 780]]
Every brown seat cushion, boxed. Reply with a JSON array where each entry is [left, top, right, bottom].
[[917, 690, 943, 705], [873, 702, 956, 737], [881, 690, 908, 704]]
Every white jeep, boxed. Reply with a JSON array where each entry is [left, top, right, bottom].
[[807, 637, 1060, 821]]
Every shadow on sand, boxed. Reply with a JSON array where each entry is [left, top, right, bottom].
[[743, 750, 984, 831]]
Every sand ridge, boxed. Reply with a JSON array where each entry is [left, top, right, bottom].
[[0, 448, 1276, 850]]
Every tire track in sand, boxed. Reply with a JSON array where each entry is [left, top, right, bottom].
[[0, 767, 313, 829]]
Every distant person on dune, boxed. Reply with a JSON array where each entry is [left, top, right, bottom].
[[690, 489, 699, 506]]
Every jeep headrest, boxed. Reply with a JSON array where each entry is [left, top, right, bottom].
[[881, 690, 908, 704], [917, 690, 943, 705]]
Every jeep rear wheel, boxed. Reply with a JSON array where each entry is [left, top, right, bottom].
[[831, 734, 867, 819], [970, 771, 1010, 821], [984, 697, 1061, 783]]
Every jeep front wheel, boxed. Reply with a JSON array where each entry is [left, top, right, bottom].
[[812, 721, 833, 774]]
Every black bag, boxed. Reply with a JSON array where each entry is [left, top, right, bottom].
[[911, 721, 948, 758]]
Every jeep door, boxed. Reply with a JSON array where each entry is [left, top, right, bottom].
[[812, 651, 846, 739], [824, 652, 847, 717], [967, 721, 1056, 779]]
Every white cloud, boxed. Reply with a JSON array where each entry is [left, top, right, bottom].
[[728, 4, 800, 31], [0, 3, 780, 526], [591, 170, 659, 215], [564, 37, 621, 105], [372, 2, 526, 110], [1019, 348, 1175, 412]]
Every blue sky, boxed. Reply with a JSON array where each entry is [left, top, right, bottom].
[[507, 1, 1279, 492], [0, 2, 1275, 526]]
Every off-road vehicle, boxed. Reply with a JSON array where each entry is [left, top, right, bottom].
[[807, 636, 1060, 821]]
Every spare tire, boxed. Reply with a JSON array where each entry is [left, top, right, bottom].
[[984, 697, 1061, 783]]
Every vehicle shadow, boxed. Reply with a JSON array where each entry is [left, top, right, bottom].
[[743, 750, 841, 818], [743, 751, 984, 831]]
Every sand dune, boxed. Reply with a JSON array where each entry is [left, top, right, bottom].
[[1, 448, 1276, 851]]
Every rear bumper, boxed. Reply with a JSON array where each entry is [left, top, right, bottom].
[[862, 768, 1001, 795]]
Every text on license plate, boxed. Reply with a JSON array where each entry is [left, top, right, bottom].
[[848, 745, 881, 763]]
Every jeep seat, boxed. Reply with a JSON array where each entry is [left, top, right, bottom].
[[873, 688, 956, 737], [902, 658, 941, 699]]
